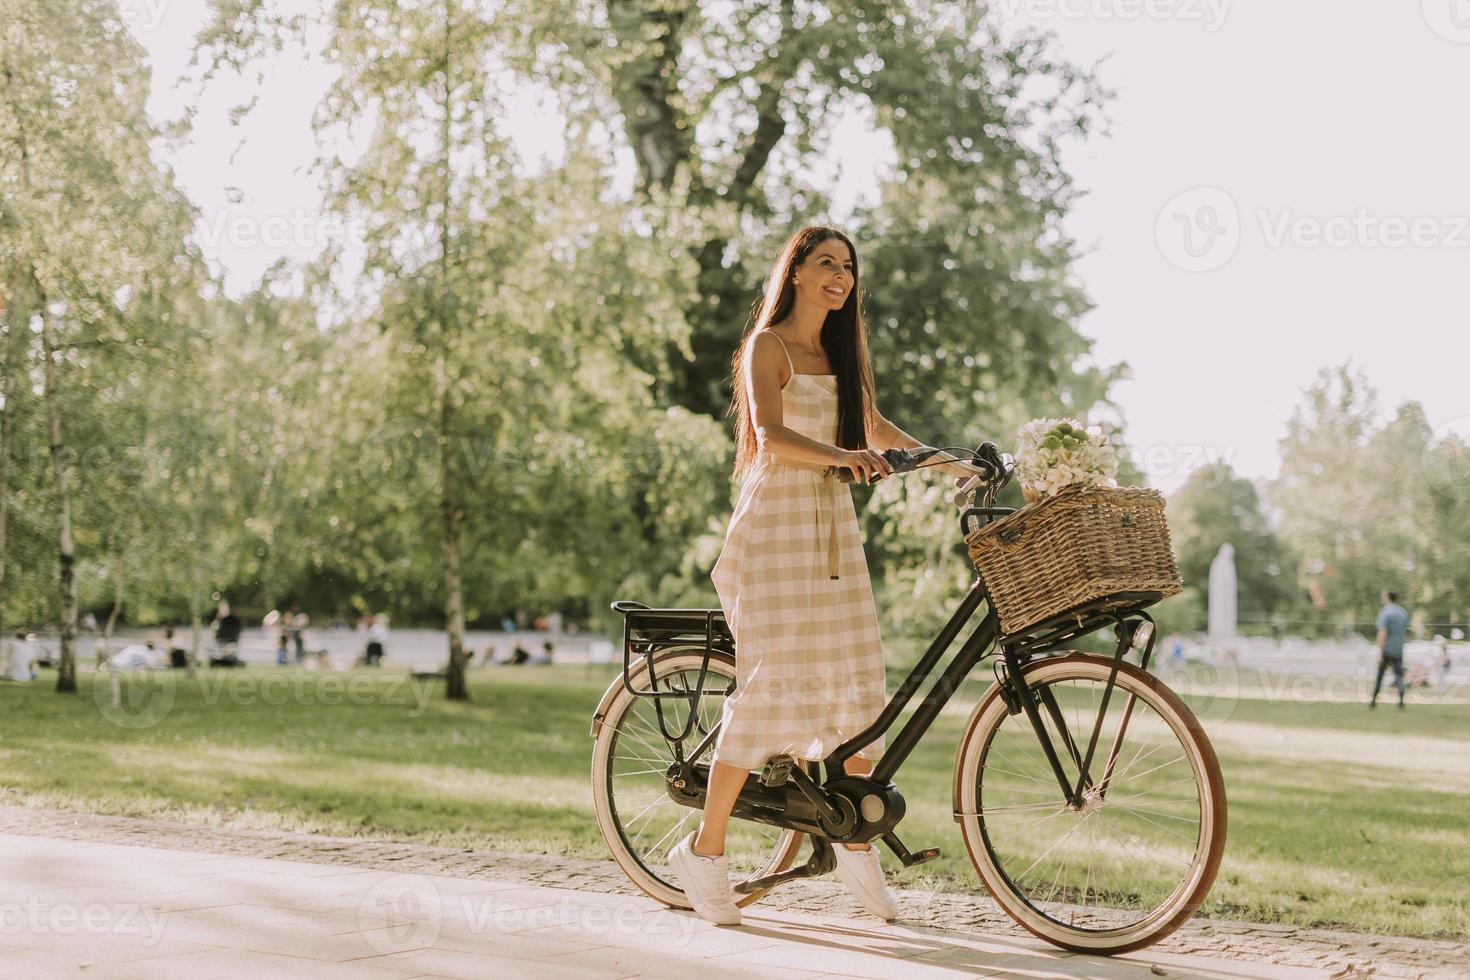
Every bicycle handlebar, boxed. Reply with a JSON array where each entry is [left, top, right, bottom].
[[833, 441, 1013, 487], [832, 447, 930, 483]]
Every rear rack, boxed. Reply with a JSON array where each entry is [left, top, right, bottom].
[[609, 600, 735, 752]]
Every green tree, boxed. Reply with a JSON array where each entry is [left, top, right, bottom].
[[1271, 365, 1383, 628], [1, 0, 204, 688], [1271, 365, 1463, 636], [1419, 427, 1470, 625], [540, 0, 1126, 627], [195, 0, 736, 684], [523, 0, 1118, 433], [191, 0, 1130, 649]]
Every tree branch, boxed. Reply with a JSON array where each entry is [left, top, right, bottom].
[[722, 0, 796, 214], [605, 0, 697, 195]]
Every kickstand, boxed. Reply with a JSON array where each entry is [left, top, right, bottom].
[[732, 836, 838, 895]]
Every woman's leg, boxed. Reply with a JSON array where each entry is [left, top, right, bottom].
[[692, 760, 748, 856]]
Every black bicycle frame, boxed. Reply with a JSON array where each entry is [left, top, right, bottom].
[[663, 578, 1158, 814], [824, 580, 997, 785], [607, 451, 1171, 879]]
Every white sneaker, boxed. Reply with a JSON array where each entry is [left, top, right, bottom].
[[832, 844, 900, 921], [667, 831, 742, 926]]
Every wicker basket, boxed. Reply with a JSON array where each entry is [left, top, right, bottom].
[[964, 485, 1183, 636]]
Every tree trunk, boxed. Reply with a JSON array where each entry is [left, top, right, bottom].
[[102, 556, 125, 668], [186, 563, 202, 678], [1, 46, 36, 636], [605, 0, 798, 417], [437, 0, 469, 701], [0, 278, 22, 635], [438, 349, 468, 700], [39, 298, 78, 693]]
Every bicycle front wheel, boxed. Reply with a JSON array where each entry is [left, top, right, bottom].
[[953, 653, 1227, 954]]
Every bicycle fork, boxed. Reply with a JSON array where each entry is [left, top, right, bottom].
[[1000, 616, 1157, 807]]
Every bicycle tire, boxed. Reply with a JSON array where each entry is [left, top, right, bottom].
[[590, 647, 805, 909], [952, 653, 1227, 954]]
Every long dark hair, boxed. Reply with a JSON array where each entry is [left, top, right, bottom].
[[727, 226, 876, 481]]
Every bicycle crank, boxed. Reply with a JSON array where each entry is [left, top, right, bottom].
[[733, 836, 837, 895]]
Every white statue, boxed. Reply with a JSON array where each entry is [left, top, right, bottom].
[[1208, 543, 1237, 641]]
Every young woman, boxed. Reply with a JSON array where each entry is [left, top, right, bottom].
[[667, 226, 981, 925]]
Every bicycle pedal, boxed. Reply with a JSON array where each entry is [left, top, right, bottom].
[[759, 755, 797, 788], [881, 831, 941, 868]]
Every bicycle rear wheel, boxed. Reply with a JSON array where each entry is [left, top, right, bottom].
[[590, 647, 804, 908], [953, 653, 1226, 954]]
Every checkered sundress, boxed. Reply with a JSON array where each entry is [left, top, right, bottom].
[[709, 333, 887, 771]]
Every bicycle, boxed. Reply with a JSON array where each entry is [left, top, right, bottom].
[[589, 442, 1226, 954]]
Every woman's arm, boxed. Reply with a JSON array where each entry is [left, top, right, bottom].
[[868, 408, 985, 481], [745, 332, 892, 481]]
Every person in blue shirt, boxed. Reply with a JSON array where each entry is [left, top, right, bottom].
[[1369, 589, 1410, 709]]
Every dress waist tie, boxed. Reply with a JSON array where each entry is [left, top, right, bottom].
[[758, 452, 842, 580]]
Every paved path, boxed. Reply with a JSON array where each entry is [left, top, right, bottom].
[[4, 807, 1468, 977], [0, 834, 1328, 980], [0, 809, 1465, 979]]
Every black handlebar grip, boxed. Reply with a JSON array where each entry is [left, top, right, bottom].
[[834, 447, 914, 483]]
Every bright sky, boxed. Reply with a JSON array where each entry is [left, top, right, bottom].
[[128, 2, 1470, 493]]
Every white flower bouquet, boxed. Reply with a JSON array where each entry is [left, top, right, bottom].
[[1013, 417, 1119, 503]]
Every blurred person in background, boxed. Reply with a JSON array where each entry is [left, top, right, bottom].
[[1432, 634, 1451, 690], [163, 623, 189, 669], [288, 601, 309, 664], [3, 629, 40, 683], [109, 640, 159, 670], [363, 613, 389, 666], [210, 601, 243, 667], [1369, 589, 1409, 710]]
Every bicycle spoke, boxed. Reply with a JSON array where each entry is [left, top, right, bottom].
[[643, 810, 695, 858], [621, 792, 674, 832], [1114, 753, 1188, 785], [985, 763, 1064, 787], [1081, 814, 1097, 922], [1106, 803, 1199, 841], [985, 801, 1072, 849], [967, 663, 1219, 941], [599, 658, 799, 898], [1012, 812, 1094, 885], [1104, 776, 1200, 803], [977, 800, 1071, 815], [1107, 736, 1175, 783], [612, 765, 671, 778]]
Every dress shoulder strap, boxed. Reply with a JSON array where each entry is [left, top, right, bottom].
[[763, 329, 796, 378]]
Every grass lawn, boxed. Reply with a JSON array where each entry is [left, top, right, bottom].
[[0, 659, 1465, 940]]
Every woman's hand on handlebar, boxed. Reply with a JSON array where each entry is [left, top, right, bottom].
[[833, 447, 894, 484]]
